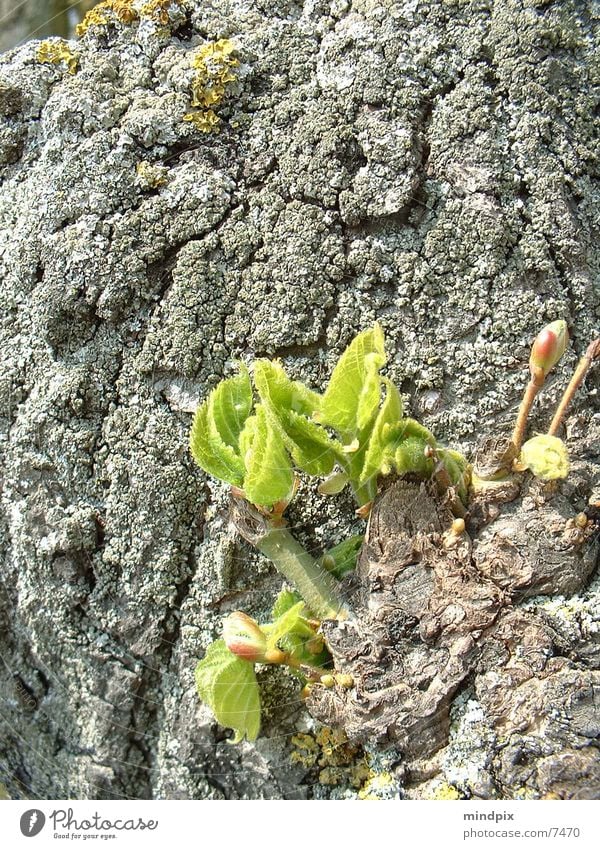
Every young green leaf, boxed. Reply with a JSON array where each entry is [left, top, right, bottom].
[[394, 435, 434, 477], [436, 447, 470, 501], [254, 360, 340, 476], [241, 403, 295, 506], [253, 359, 321, 416], [189, 366, 253, 486], [189, 400, 245, 486], [319, 324, 386, 438], [195, 639, 261, 743], [321, 534, 364, 579], [271, 588, 304, 619], [263, 601, 308, 650], [518, 434, 569, 480], [209, 363, 254, 451], [358, 377, 404, 487]]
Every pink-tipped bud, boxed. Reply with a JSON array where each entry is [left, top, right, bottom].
[[529, 320, 568, 380], [222, 611, 268, 663]]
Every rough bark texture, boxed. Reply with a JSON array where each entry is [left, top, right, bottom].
[[0, 0, 598, 799], [309, 465, 600, 798]]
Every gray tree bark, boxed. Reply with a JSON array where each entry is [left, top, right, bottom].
[[0, 0, 598, 799]]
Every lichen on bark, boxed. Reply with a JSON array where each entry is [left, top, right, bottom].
[[0, 0, 598, 799]]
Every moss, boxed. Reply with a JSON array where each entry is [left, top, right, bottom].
[[184, 39, 239, 134], [37, 40, 79, 75]]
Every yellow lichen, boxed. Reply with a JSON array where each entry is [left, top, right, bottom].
[[140, 0, 181, 26], [290, 732, 320, 768], [358, 771, 395, 800], [135, 160, 168, 189], [184, 38, 239, 133], [76, 1, 139, 36], [183, 109, 221, 133], [37, 39, 79, 75], [77, 0, 186, 35], [290, 727, 371, 791], [428, 781, 462, 800]]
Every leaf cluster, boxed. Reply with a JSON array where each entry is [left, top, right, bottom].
[[190, 325, 468, 508], [195, 590, 330, 743]]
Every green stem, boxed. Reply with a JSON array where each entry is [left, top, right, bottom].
[[257, 526, 348, 621], [230, 497, 349, 621]]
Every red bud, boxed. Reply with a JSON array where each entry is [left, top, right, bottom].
[[529, 320, 568, 380], [222, 612, 268, 663]]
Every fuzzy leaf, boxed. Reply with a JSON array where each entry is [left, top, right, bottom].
[[190, 398, 245, 486], [195, 639, 261, 743], [319, 324, 386, 437], [254, 359, 321, 416], [318, 469, 350, 495], [241, 404, 295, 506], [394, 435, 434, 477], [254, 360, 339, 476], [209, 363, 253, 451], [271, 588, 304, 619], [358, 378, 404, 486], [436, 447, 470, 501], [263, 601, 307, 650], [321, 534, 364, 579]]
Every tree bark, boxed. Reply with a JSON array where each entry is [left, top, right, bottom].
[[0, 0, 598, 799]]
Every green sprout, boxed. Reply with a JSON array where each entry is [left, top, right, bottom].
[[189, 322, 598, 741], [189, 324, 468, 741], [512, 326, 599, 480]]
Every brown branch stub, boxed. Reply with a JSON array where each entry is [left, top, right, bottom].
[[306, 473, 600, 798]]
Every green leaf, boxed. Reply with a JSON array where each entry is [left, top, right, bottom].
[[394, 435, 434, 477], [319, 324, 386, 438], [190, 399, 245, 487], [253, 359, 321, 416], [269, 594, 331, 671], [209, 363, 253, 452], [241, 404, 295, 506], [263, 601, 307, 650], [189, 366, 253, 486], [358, 378, 404, 486], [271, 588, 304, 619], [321, 534, 364, 579], [436, 448, 470, 501], [195, 639, 261, 743], [254, 360, 340, 476]]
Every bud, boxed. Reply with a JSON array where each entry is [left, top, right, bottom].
[[529, 320, 568, 380], [318, 470, 349, 496], [222, 611, 268, 663]]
